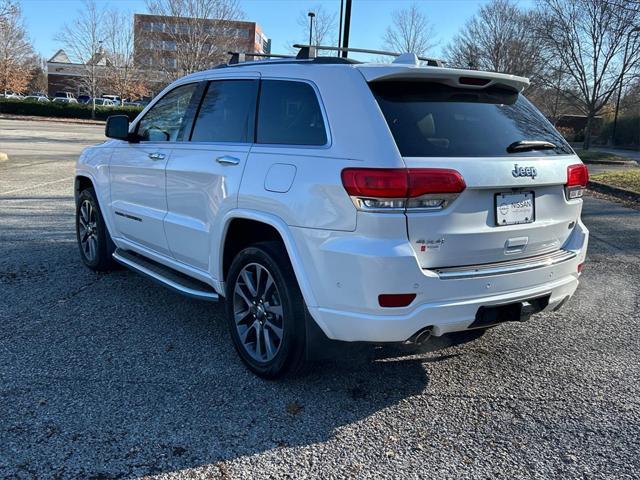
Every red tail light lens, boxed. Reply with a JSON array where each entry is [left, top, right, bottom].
[[341, 168, 408, 198], [567, 164, 589, 187], [341, 168, 465, 211], [565, 164, 589, 200], [408, 169, 466, 196]]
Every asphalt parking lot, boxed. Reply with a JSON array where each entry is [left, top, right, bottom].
[[1, 117, 639, 479]]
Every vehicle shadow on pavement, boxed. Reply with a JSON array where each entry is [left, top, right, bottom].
[[0, 239, 474, 478]]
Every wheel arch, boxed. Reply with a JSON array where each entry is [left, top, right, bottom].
[[217, 210, 318, 307], [74, 175, 95, 204], [74, 172, 118, 246]]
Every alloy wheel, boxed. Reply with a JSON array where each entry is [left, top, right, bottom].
[[233, 263, 284, 363], [78, 199, 98, 262]]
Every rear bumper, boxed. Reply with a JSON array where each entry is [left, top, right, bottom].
[[309, 274, 577, 342], [294, 218, 588, 343]]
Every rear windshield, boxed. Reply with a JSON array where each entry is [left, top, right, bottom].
[[370, 81, 572, 157]]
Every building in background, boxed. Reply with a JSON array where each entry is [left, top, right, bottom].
[[46, 13, 270, 98], [46, 49, 108, 97], [133, 13, 270, 71]]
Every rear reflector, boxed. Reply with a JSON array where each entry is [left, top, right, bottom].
[[577, 262, 585, 273], [378, 293, 416, 308], [565, 164, 589, 199], [341, 168, 465, 198]]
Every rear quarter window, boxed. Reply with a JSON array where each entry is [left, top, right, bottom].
[[371, 81, 572, 157], [257, 80, 327, 146]]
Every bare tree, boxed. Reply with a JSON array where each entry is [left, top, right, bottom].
[[382, 3, 437, 56], [537, 0, 640, 149], [445, 0, 544, 79], [103, 9, 151, 102], [296, 5, 337, 47], [526, 71, 583, 121], [55, 0, 107, 115], [145, 0, 244, 78], [0, 0, 17, 20], [27, 56, 48, 94], [0, 1, 35, 94]]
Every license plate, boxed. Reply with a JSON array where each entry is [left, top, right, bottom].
[[495, 192, 535, 226]]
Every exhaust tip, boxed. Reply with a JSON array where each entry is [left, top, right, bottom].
[[410, 327, 433, 345]]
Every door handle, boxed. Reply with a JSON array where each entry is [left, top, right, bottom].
[[148, 152, 166, 161], [216, 155, 240, 166]]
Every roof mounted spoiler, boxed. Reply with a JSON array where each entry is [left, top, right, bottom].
[[292, 44, 444, 67]]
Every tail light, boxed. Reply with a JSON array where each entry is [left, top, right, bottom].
[[341, 168, 466, 212], [565, 164, 589, 200]]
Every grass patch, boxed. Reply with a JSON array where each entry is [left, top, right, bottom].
[[575, 149, 630, 163], [590, 170, 640, 193]]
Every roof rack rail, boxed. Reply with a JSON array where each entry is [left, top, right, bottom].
[[292, 44, 444, 67], [227, 51, 293, 65]]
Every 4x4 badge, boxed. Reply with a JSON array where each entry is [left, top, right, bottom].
[[512, 164, 537, 179]]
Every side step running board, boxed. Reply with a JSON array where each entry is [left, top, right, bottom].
[[113, 248, 219, 302]]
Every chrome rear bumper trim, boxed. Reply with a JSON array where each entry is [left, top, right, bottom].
[[434, 249, 577, 280]]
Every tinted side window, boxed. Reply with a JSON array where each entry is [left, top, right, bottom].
[[137, 83, 198, 142], [190, 80, 258, 143], [257, 80, 327, 146]]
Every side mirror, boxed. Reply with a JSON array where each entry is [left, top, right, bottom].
[[105, 115, 131, 141]]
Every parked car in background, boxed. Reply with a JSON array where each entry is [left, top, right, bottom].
[[102, 95, 122, 105], [90, 98, 116, 107], [75, 48, 589, 378], [78, 95, 91, 104], [52, 97, 79, 104], [1, 92, 25, 100], [23, 95, 50, 103], [54, 92, 76, 100]]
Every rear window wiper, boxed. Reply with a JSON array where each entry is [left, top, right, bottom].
[[507, 140, 557, 153]]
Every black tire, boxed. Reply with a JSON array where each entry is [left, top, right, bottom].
[[76, 187, 117, 272], [225, 241, 306, 379]]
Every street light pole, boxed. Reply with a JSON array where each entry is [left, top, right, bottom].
[[611, 26, 640, 146], [308, 12, 315, 46], [337, 0, 344, 57], [341, 0, 352, 58], [90, 39, 103, 119]]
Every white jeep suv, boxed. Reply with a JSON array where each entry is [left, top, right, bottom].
[[75, 50, 589, 378]]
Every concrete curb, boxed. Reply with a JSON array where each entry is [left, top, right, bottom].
[[588, 180, 640, 203], [581, 159, 638, 166], [582, 159, 636, 166], [0, 152, 8, 162]]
